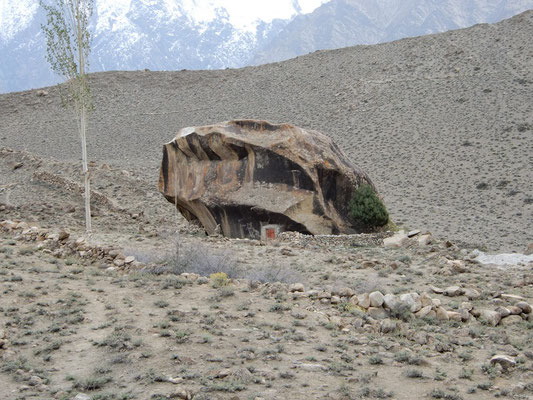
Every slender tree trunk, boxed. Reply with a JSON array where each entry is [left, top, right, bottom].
[[77, 0, 91, 233], [80, 106, 91, 233]]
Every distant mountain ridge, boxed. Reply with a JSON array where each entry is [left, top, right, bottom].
[[252, 0, 533, 64], [1, 0, 532, 93]]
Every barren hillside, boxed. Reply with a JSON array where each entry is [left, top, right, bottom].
[[0, 11, 532, 251]]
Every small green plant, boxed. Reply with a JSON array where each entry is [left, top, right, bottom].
[[349, 184, 389, 228], [210, 272, 230, 288]]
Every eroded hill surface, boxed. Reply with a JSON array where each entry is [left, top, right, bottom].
[[1, 12, 532, 251]]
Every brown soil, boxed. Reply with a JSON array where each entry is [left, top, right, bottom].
[[0, 11, 532, 400]]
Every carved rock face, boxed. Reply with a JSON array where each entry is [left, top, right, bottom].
[[158, 120, 375, 239]]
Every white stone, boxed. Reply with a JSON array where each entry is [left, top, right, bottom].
[[369, 291, 384, 307], [490, 355, 516, 369], [383, 232, 409, 247]]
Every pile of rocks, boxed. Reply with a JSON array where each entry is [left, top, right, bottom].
[[0, 219, 141, 271], [288, 284, 532, 327], [278, 231, 392, 249]]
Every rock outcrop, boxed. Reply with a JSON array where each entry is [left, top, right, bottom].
[[158, 120, 376, 239]]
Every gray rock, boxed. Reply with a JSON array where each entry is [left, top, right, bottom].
[[444, 285, 463, 297], [383, 293, 399, 309], [383, 232, 409, 247], [500, 315, 524, 326], [367, 307, 389, 320], [73, 394, 91, 400], [495, 306, 511, 318], [369, 291, 384, 307], [415, 305, 433, 318], [357, 293, 370, 309], [435, 307, 449, 320], [516, 301, 532, 314], [379, 318, 397, 333], [430, 285, 444, 294], [464, 288, 481, 300], [289, 283, 305, 292], [478, 309, 501, 326]]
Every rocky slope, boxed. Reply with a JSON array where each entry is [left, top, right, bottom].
[[2, 0, 532, 93], [1, 11, 531, 252]]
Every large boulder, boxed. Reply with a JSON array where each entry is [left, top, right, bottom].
[[158, 120, 378, 239]]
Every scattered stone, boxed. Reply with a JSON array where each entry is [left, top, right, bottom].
[[478, 309, 501, 326], [500, 293, 525, 302], [330, 296, 340, 304], [444, 285, 463, 297], [367, 307, 389, 320], [289, 283, 305, 293], [495, 306, 511, 318], [490, 355, 516, 370], [413, 331, 430, 345], [525, 243, 533, 255], [419, 292, 433, 308], [124, 255, 135, 264], [464, 288, 481, 300], [417, 233, 432, 246], [516, 301, 532, 314], [435, 307, 449, 320], [383, 231, 409, 248], [73, 394, 91, 400], [357, 293, 370, 309], [369, 291, 384, 307], [379, 318, 397, 333], [415, 306, 433, 318], [500, 315, 524, 326], [407, 230, 421, 237], [430, 285, 444, 294], [382, 293, 399, 309]]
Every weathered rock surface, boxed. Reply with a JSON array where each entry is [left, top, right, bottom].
[[159, 120, 376, 238]]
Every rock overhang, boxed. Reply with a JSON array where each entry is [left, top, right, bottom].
[[159, 119, 379, 239]]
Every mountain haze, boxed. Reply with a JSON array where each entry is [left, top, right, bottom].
[[253, 0, 533, 64], [1, 0, 532, 93]]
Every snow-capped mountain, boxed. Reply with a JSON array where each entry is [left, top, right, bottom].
[[1, 0, 532, 93], [0, 0, 329, 93]]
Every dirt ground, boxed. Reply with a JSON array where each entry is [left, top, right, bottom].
[[0, 11, 532, 400], [0, 147, 532, 400]]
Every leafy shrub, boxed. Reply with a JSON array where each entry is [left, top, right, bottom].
[[349, 184, 389, 228], [210, 272, 230, 288]]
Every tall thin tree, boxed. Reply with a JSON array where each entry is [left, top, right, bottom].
[[40, 0, 94, 233]]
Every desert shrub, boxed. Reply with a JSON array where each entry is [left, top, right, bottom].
[[210, 272, 230, 288], [349, 184, 389, 228]]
